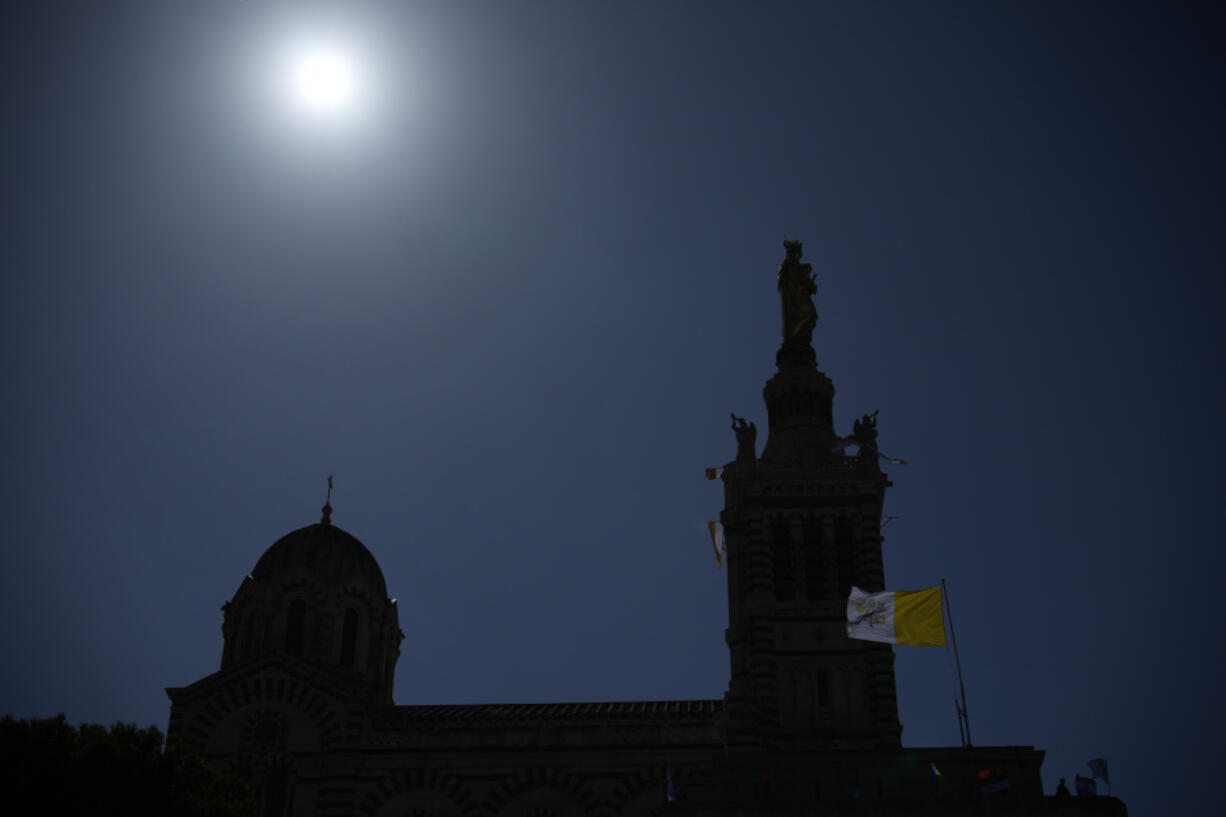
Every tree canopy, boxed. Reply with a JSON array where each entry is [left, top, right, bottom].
[[0, 714, 255, 817]]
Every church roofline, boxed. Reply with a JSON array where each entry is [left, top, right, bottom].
[[382, 698, 722, 727], [165, 651, 369, 704]]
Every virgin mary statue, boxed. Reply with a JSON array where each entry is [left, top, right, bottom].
[[778, 240, 817, 345]]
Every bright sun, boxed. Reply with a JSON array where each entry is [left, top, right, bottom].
[[281, 38, 365, 119], [293, 50, 354, 110]]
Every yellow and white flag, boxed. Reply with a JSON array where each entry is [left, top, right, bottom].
[[846, 586, 946, 646], [707, 521, 725, 568]]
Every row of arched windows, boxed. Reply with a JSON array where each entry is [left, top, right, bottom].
[[771, 514, 861, 603], [227, 602, 362, 669]]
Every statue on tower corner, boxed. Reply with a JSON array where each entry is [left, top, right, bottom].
[[778, 239, 818, 345], [852, 410, 879, 458], [731, 413, 757, 463]]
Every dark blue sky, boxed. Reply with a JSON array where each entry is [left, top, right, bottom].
[[2, 2, 1222, 813]]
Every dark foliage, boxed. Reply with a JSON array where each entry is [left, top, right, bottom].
[[0, 714, 256, 817]]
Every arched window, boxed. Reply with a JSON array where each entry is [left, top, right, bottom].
[[340, 608, 358, 667], [771, 518, 794, 601], [285, 599, 306, 657], [803, 516, 825, 600], [241, 613, 257, 659], [835, 514, 857, 601], [849, 668, 865, 711]]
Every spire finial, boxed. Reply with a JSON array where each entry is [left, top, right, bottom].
[[321, 473, 333, 525]]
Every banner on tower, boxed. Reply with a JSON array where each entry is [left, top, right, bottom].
[[846, 586, 947, 646], [707, 521, 725, 568]]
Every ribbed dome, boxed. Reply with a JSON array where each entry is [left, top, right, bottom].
[[251, 522, 387, 597]]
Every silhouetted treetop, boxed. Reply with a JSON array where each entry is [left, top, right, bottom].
[[0, 714, 255, 817]]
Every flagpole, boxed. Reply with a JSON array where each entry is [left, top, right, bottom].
[[942, 578, 972, 748]]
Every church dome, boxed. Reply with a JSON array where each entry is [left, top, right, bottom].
[[219, 511, 402, 705], [251, 522, 388, 598]]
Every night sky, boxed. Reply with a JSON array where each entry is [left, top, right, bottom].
[[2, 3, 1223, 813]]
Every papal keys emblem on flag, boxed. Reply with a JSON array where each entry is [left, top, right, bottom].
[[855, 594, 889, 627], [846, 586, 947, 647]]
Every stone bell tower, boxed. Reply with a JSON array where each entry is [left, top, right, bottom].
[[719, 240, 901, 753]]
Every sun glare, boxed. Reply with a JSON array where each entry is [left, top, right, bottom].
[[279, 36, 366, 120], [292, 47, 355, 111]]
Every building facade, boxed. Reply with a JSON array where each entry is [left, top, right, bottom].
[[166, 243, 1125, 816]]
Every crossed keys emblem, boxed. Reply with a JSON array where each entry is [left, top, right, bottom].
[[854, 597, 888, 626]]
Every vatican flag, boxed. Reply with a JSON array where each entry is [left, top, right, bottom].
[[846, 586, 946, 646]]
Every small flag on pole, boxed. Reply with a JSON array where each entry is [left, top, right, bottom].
[[930, 762, 953, 795], [1087, 758, 1109, 785], [705, 466, 724, 480], [707, 522, 725, 568], [978, 766, 1008, 794], [846, 586, 946, 646]]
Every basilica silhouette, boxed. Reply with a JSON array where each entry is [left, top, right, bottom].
[[166, 243, 1125, 816]]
